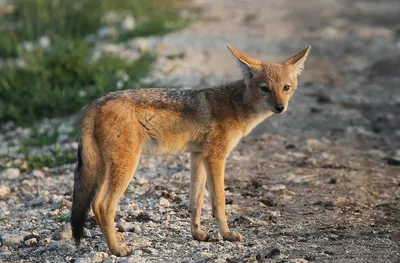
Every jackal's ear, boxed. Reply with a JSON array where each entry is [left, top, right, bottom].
[[227, 45, 262, 79], [283, 46, 311, 76]]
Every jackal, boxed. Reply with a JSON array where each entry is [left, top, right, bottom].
[[71, 45, 311, 256]]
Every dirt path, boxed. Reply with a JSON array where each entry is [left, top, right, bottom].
[[1, 0, 400, 262]]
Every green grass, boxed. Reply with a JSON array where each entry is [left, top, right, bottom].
[[0, 40, 156, 122], [19, 144, 76, 169], [0, 0, 190, 124], [23, 132, 59, 147], [0, 0, 190, 57], [117, 15, 191, 42], [52, 213, 70, 222]]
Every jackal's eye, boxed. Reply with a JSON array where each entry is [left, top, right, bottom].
[[283, 84, 290, 91], [260, 83, 270, 93]]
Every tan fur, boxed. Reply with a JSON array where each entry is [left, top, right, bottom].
[[71, 45, 311, 256]]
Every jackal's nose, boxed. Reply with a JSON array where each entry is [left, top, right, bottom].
[[274, 104, 285, 113]]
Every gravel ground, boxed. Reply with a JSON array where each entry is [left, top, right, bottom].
[[1, 0, 400, 262]]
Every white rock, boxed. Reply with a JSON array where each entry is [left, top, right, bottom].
[[57, 134, 69, 143], [89, 251, 109, 262], [158, 197, 170, 207], [75, 258, 91, 263], [24, 238, 38, 246], [289, 259, 308, 263], [117, 219, 136, 232], [38, 36, 51, 49], [55, 240, 75, 253], [22, 41, 34, 52], [263, 184, 286, 191], [0, 200, 9, 219], [32, 169, 44, 178], [97, 27, 119, 39], [28, 196, 48, 207], [2, 232, 26, 245], [1, 168, 20, 179], [121, 16, 136, 31], [102, 44, 122, 54], [52, 224, 72, 240], [0, 185, 11, 198]]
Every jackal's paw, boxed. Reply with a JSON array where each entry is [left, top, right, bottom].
[[111, 246, 132, 257], [116, 232, 125, 242], [192, 230, 210, 242], [222, 231, 244, 242]]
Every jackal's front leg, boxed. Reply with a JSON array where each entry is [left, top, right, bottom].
[[189, 153, 209, 241], [205, 156, 243, 242]]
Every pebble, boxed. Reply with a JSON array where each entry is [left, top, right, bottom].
[[179, 200, 189, 208], [0, 200, 9, 218], [89, 252, 109, 262], [0, 185, 11, 198], [28, 196, 48, 207], [52, 224, 72, 241], [263, 184, 287, 191], [32, 169, 45, 178], [54, 240, 75, 253], [75, 257, 91, 263], [289, 259, 308, 263], [117, 219, 136, 232], [158, 197, 170, 207], [121, 16, 136, 31], [97, 27, 119, 39], [38, 36, 51, 49], [333, 196, 348, 207], [0, 168, 20, 179], [24, 238, 37, 246], [1, 232, 27, 246]]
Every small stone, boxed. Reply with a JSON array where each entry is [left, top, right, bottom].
[[39, 229, 52, 235], [60, 199, 73, 208], [0, 185, 11, 198], [135, 178, 148, 185], [142, 247, 158, 254], [89, 252, 109, 262], [38, 36, 50, 49], [39, 238, 51, 246], [365, 149, 386, 158], [0, 168, 20, 179], [263, 184, 286, 191], [97, 27, 119, 39], [259, 197, 276, 207], [52, 224, 72, 241], [179, 200, 189, 208], [265, 247, 281, 258], [158, 197, 170, 207], [134, 225, 142, 234], [289, 259, 308, 263], [2, 232, 26, 245], [75, 257, 91, 263], [24, 238, 37, 246], [0, 200, 9, 219], [121, 16, 136, 31], [28, 196, 48, 207], [55, 240, 75, 253], [117, 219, 136, 232], [333, 197, 348, 207], [83, 228, 92, 238], [306, 139, 327, 152], [57, 134, 69, 143], [32, 169, 44, 178]]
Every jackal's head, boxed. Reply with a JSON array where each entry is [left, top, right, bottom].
[[227, 45, 311, 114]]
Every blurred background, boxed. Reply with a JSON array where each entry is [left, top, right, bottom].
[[0, 0, 399, 262]]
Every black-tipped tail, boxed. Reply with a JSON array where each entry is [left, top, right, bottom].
[[70, 144, 96, 246]]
